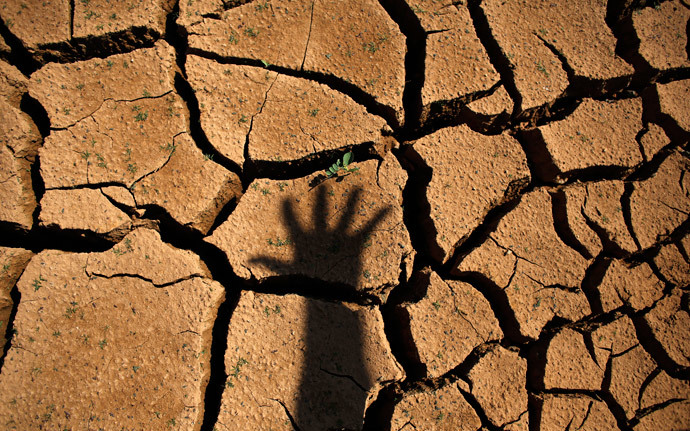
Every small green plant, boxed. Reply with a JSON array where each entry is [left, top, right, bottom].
[[325, 151, 359, 178], [32, 275, 46, 292], [244, 27, 259, 37]]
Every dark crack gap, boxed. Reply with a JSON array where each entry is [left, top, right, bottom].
[[630, 311, 690, 380], [380, 270, 430, 381], [0, 222, 116, 253], [0, 274, 22, 374], [143, 202, 246, 431], [30, 27, 161, 65], [393, 145, 443, 266], [361, 382, 398, 431], [173, 73, 243, 176], [580, 255, 612, 315], [550, 190, 595, 260], [188, 48, 400, 130], [466, 0, 522, 115], [377, 0, 426, 134], [245, 141, 383, 183], [0, 17, 41, 74]]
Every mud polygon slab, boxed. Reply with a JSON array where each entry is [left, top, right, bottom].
[[629, 151, 690, 249], [133, 133, 242, 234], [39, 94, 187, 189], [249, 73, 388, 162], [657, 79, 690, 131], [390, 382, 481, 431], [598, 260, 663, 312], [540, 394, 617, 430], [39, 188, 131, 236], [468, 345, 527, 427], [0, 247, 33, 349], [29, 41, 177, 129], [654, 239, 690, 286], [642, 288, 690, 368], [302, 0, 406, 116], [0, 99, 39, 229], [407, 1, 500, 105], [186, 57, 277, 166], [544, 328, 606, 390], [633, 0, 690, 71], [0, 61, 28, 108], [582, 180, 636, 254], [538, 98, 643, 176], [216, 290, 403, 431], [0, 230, 224, 430], [0, 0, 70, 48], [480, 0, 631, 110], [402, 271, 501, 378], [187, 0, 312, 69], [410, 124, 529, 263]]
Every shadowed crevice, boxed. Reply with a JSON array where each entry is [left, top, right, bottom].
[[550, 190, 595, 260], [0, 17, 41, 74], [361, 383, 398, 431], [187, 48, 400, 130], [395, 146, 443, 265], [631, 312, 690, 380], [451, 272, 529, 345], [0, 279, 22, 374], [466, 0, 522, 115], [173, 73, 244, 177], [377, 0, 426, 133], [33, 27, 161, 65], [580, 255, 612, 315]]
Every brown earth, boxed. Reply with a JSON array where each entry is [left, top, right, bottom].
[[0, 0, 689, 430]]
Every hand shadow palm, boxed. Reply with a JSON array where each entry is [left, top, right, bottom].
[[250, 185, 390, 288]]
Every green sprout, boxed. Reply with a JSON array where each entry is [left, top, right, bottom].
[[325, 151, 359, 178]]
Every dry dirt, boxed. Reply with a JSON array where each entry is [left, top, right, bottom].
[[0, 0, 689, 430]]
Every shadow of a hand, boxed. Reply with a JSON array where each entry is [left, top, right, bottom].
[[250, 185, 390, 288]]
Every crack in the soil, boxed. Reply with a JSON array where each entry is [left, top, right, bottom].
[[377, 0, 426, 133], [298, 0, 315, 71], [187, 48, 399, 130]]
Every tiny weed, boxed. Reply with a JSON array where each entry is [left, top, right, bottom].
[[244, 27, 259, 37], [134, 111, 148, 122], [309, 108, 319, 117], [98, 339, 107, 349], [32, 275, 46, 291], [535, 60, 549, 77], [203, 153, 214, 161], [325, 151, 359, 178], [267, 237, 291, 247], [432, 301, 441, 310]]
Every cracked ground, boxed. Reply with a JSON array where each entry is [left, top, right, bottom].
[[0, 0, 689, 430]]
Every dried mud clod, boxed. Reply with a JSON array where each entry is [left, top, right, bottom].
[[0, 61, 40, 231], [0, 229, 224, 429]]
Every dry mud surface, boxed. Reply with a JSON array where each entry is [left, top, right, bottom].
[[0, 0, 689, 430]]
